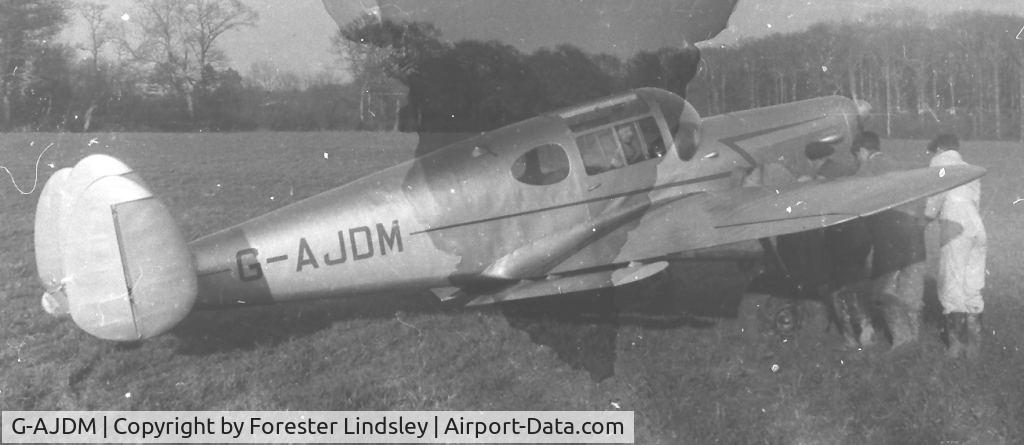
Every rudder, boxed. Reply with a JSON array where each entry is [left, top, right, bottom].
[[34, 155, 197, 341]]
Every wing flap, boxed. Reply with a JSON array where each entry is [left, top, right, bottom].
[[465, 261, 668, 306]]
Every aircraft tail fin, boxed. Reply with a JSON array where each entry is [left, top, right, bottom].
[[35, 155, 197, 341]]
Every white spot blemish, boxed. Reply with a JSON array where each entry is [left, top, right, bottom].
[[88, 138, 98, 146], [610, 401, 621, 409], [938, 167, 946, 178], [323, 152, 329, 159], [121, 12, 130, 21], [270, 196, 275, 200], [821, 65, 828, 73], [1013, 197, 1023, 205], [125, 392, 131, 398], [766, 23, 772, 29], [786, 206, 793, 213]]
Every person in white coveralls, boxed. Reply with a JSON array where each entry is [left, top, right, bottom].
[[924, 134, 987, 360]]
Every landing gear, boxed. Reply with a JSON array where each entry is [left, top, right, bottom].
[[738, 292, 801, 337], [738, 237, 830, 338]]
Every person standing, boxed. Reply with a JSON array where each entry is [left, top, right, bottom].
[[853, 131, 928, 350], [924, 134, 987, 360], [821, 137, 875, 347]]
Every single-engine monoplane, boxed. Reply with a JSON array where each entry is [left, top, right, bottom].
[[33, 86, 984, 341]]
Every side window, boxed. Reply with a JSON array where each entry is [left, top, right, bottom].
[[578, 129, 623, 175], [637, 117, 665, 159], [614, 123, 646, 166], [511, 143, 570, 185], [578, 117, 663, 175]]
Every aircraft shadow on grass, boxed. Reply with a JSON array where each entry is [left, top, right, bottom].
[[172, 261, 746, 383]]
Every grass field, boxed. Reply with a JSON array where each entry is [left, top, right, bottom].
[[2, 132, 1023, 444]]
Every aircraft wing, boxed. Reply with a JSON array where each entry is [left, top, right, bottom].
[[459, 165, 982, 306], [548, 164, 985, 275], [711, 167, 983, 230]]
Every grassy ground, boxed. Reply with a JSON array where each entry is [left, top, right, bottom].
[[2, 133, 1022, 444]]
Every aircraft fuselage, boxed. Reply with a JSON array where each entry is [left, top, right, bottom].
[[189, 88, 864, 307]]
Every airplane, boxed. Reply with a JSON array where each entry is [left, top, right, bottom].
[[33, 87, 985, 341]]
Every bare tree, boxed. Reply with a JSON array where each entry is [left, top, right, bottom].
[[114, 0, 257, 119], [76, 1, 112, 131], [246, 61, 302, 91]]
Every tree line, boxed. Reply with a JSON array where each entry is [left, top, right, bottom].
[[4, 1, 1023, 141], [690, 9, 1024, 142]]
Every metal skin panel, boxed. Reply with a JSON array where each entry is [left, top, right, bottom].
[[34, 168, 71, 291]]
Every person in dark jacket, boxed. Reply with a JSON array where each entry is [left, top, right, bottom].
[[854, 131, 928, 350], [820, 137, 874, 347]]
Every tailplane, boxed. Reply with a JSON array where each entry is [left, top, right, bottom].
[[34, 155, 197, 341]]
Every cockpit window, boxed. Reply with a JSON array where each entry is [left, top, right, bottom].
[[577, 116, 662, 175], [563, 95, 650, 134], [647, 89, 701, 161], [511, 143, 570, 185], [578, 129, 621, 175], [638, 117, 666, 158]]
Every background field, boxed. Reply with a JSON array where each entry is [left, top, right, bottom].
[[2, 132, 1023, 444]]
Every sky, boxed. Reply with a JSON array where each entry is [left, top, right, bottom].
[[60, 0, 1024, 80]]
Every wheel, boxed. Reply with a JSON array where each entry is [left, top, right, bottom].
[[761, 295, 799, 337], [738, 292, 806, 338]]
